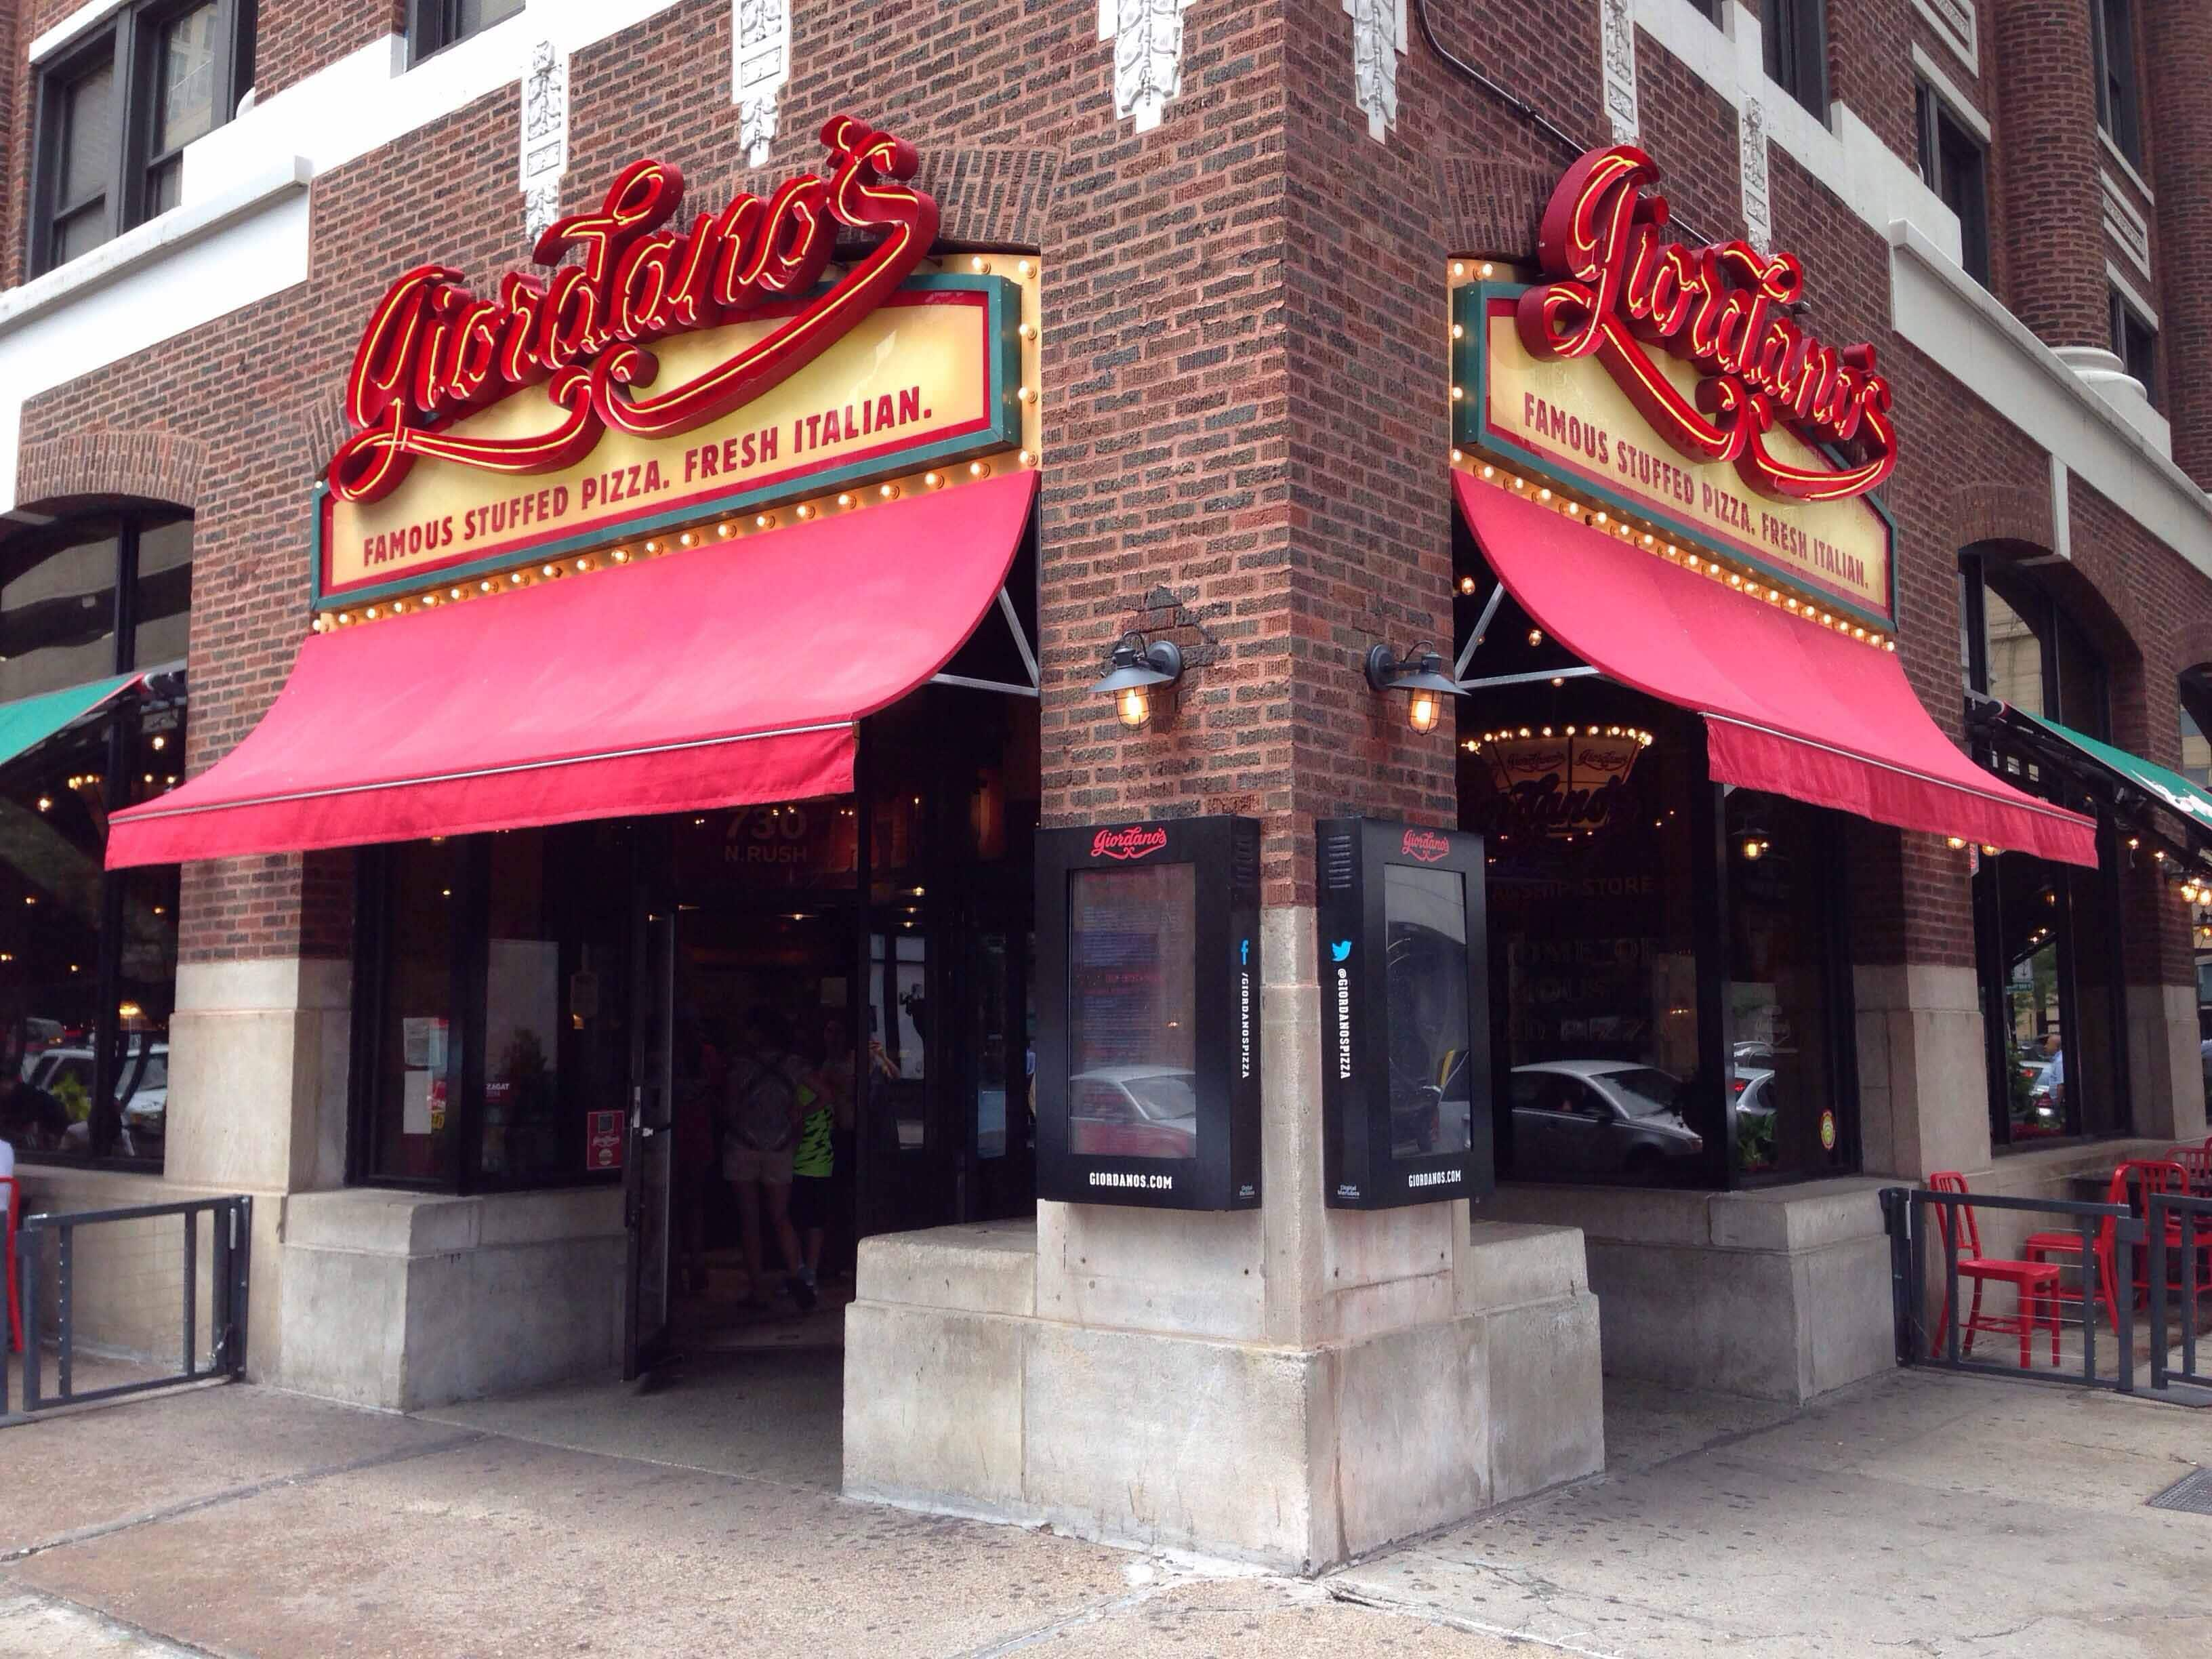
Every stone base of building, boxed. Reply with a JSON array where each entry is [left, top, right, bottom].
[[1481, 1179, 1896, 1403], [841, 1218, 1603, 1572], [274, 1187, 624, 1411]]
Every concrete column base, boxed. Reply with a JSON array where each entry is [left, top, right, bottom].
[[275, 1187, 624, 1411], [842, 1217, 1603, 1572], [1481, 1179, 1895, 1402]]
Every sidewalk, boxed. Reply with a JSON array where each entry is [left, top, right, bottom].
[[1, 1355, 2207, 1658]]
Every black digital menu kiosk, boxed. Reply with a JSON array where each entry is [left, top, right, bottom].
[[1315, 817, 1493, 1209], [1034, 815, 1263, 1210]]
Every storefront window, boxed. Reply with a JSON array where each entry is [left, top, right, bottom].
[[363, 837, 459, 1182], [0, 510, 188, 1169], [1725, 791, 1848, 1179], [359, 825, 632, 1189], [1468, 689, 1713, 1187], [1961, 550, 2129, 1147]]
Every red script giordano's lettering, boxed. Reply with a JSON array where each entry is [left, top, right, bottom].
[[1400, 828, 1451, 863], [1515, 146, 1896, 504], [327, 113, 938, 504], [1091, 826, 1169, 861]]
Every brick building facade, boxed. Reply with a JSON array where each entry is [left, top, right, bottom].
[[2, 0, 2209, 1567]]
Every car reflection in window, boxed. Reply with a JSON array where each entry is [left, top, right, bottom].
[[1069, 1065, 1197, 1160], [1509, 1060, 1702, 1181]]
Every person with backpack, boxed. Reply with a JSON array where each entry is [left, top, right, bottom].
[[722, 1008, 817, 1313]]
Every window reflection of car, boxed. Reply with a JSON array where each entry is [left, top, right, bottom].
[[1509, 1061, 1702, 1179], [2009, 1052, 2065, 1136], [1069, 1066, 1197, 1159], [26, 1044, 168, 1155]]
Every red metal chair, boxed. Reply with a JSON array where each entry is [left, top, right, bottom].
[[1, 1175, 19, 1354], [2022, 1166, 2125, 1351], [1927, 1172, 2065, 1366], [2142, 1153, 2212, 1296]]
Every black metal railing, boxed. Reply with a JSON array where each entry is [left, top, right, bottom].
[[2148, 1190, 2212, 1395], [8, 1195, 250, 1415], [1882, 1185, 2142, 1393]]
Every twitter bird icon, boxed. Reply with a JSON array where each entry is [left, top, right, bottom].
[[1330, 940, 1353, 963]]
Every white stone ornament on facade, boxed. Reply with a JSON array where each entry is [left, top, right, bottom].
[[1738, 95, 1771, 253], [1344, 0, 1406, 143], [518, 38, 569, 244], [1599, 0, 1639, 143], [1099, 0, 1193, 133], [731, 0, 792, 167]]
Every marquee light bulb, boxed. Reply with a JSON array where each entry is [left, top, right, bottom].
[[836, 493, 854, 508]]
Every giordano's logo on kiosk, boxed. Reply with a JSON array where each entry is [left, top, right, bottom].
[[312, 114, 1038, 611], [1452, 144, 1899, 632]]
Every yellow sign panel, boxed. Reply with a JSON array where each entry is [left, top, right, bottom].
[[320, 283, 1017, 604], [1468, 299, 1894, 624]]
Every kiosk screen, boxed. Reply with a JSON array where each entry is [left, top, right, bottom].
[[1385, 863, 1473, 1160], [1067, 863, 1198, 1161]]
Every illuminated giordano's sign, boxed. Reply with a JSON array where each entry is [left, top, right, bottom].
[[313, 114, 1038, 613], [1452, 144, 1900, 634]]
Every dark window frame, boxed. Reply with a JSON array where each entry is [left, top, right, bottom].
[[2091, 0, 2142, 165], [1763, 0, 1830, 123], [1914, 81, 1991, 288], [26, 0, 255, 277], [2109, 287, 2156, 408], [1959, 550, 2133, 1152], [406, 0, 525, 68], [2, 506, 192, 1172]]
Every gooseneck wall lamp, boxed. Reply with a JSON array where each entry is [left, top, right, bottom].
[[1364, 643, 1465, 734], [1094, 632, 1186, 729]]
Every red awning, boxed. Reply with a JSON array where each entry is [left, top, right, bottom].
[[107, 470, 1036, 868], [1452, 472, 2099, 867]]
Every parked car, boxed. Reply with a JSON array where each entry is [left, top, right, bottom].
[[1509, 1061, 1703, 1178], [1068, 1065, 1197, 1159], [28, 1043, 168, 1156]]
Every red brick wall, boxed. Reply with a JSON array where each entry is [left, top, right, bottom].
[[2142, 1, 2212, 488]]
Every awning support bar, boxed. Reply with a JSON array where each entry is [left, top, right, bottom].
[[1458, 665, 1600, 693], [1454, 583, 1507, 681], [996, 587, 1040, 689], [930, 672, 1040, 699]]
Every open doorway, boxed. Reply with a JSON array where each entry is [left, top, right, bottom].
[[638, 684, 1040, 1368]]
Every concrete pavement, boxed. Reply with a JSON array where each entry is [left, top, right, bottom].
[[0, 1353, 2206, 1657]]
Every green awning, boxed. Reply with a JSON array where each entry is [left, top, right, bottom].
[[2005, 704, 2212, 847], [0, 674, 141, 775]]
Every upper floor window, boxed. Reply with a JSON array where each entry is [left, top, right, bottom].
[[1763, 0, 1830, 121], [2109, 287, 2156, 407], [408, 0, 527, 65], [2091, 0, 2141, 165], [30, 0, 255, 276], [1915, 82, 1990, 287]]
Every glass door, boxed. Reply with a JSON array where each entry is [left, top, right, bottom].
[[623, 853, 677, 1380]]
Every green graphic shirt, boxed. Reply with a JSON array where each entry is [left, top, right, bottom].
[[792, 1092, 833, 1179]]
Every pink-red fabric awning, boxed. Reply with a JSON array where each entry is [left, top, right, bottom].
[[106, 470, 1036, 868], [1452, 472, 2099, 867]]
